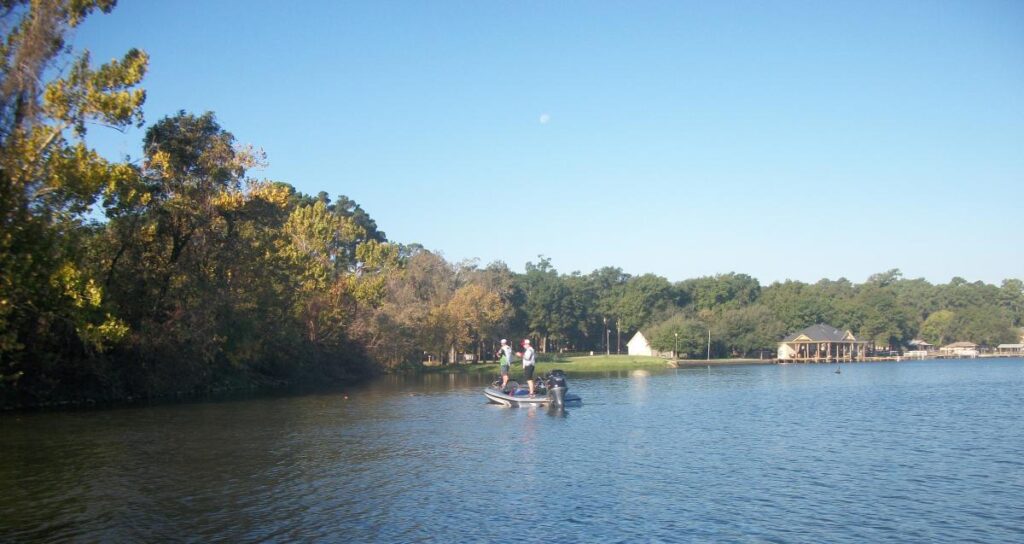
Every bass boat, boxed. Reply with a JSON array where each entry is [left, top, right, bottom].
[[484, 369, 582, 407]]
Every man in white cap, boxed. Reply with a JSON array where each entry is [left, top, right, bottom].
[[516, 339, 537, 396], [496, 339, 513, 391]]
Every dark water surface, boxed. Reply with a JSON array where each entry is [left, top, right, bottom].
[[2, 359, 1023, 542]]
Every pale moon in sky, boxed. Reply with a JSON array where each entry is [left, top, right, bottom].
[[539, 113, 551, 124]]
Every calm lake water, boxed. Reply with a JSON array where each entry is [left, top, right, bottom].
[[2, 359, 1023, 543]]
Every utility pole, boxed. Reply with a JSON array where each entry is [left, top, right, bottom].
[[604, 317, 610, 356], [707, 328, 711, 361], [616, 322, 621, 355]]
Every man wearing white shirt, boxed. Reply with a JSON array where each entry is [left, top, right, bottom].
[[516, 339, 536, 396]]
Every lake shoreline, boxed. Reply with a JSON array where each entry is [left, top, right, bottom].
[[670, 357, 774, 367]]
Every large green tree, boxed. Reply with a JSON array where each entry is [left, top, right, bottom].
[[679, 273, 760, 311], [759, 280, 837, 333], [998, 279, 1024, 327], [586, 266, 631, 352], [0, 0, 146, 404], [649, 314, 709, 359], [519, 257, 580, 352], [919, 309, 956, 345], [712, 305, 786, 357], [615, 273, 673, 332]]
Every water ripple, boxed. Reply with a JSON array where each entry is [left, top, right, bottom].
[[1, 359, 1023, 542]]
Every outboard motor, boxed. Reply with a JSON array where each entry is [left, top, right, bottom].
[[545, 370, 569, 407]]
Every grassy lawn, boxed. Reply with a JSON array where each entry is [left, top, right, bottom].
[[426, 354, 672, 375], [423, 353, 770, 376], [536, 354, 672, 373]]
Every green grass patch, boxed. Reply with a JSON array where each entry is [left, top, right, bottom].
[[536, 354, 670, 373], [422, 354, 672, 375]]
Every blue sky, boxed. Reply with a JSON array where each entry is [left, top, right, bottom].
[[76, 1, 1023, 285]]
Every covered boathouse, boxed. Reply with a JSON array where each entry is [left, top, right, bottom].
[[777, 323, 871, 362]]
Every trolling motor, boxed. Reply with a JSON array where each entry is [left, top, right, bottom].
[[545, 369, 569, 407]]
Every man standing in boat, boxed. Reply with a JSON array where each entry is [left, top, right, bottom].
[[496, 339, 513, 391], [517, 339, 537, 396]]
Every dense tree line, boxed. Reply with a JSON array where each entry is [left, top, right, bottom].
[[2, 2, 1022, 408]]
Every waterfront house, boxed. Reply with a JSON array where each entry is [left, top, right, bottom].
[[627, 331, 671, 358], [906, 339, 935, 359], [908, 339, 935, 352], [996, 343, 1023, 355], [939, 342, 979, 358], [777, 323, 870, 362]]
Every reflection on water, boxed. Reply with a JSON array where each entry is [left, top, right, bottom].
[[2, 360, 1023, 542]]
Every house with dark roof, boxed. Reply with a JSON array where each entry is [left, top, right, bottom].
[[777, 323, 871, 362], [908, 339, 935, 352], [906, 339, 935, 359]]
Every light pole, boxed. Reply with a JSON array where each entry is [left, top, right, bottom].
[[604, 317, 610, 356], [674, 332, 679, 360], [707, 328, 711, 361]]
